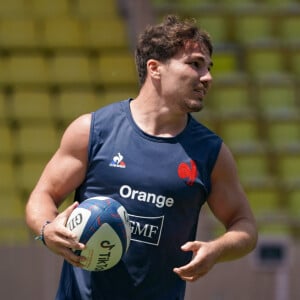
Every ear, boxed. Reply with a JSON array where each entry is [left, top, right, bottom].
[[147, 59, 161, 79]]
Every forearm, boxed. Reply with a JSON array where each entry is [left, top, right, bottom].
[[26, 190, 85, 267], [210, 218, 258, 263], [25, 191, 60, 236]]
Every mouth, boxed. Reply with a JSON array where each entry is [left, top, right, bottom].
[[193, 88, 206, 99]]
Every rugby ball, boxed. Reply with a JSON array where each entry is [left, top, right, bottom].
[[66, 196, 131, 271]]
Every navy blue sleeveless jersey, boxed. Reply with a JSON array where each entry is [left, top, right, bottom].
[[56, 99, 222, 300]]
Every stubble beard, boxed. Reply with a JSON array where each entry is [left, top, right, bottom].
[[183, 97, 204, 113]]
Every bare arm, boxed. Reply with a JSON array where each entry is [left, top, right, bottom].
[[25, 114, 91, 266], [174, 143, 258, 281]]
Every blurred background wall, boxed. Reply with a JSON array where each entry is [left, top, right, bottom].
[[0, 0, 299, 299]]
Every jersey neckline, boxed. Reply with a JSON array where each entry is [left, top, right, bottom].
[[122, 98, 192, 143]]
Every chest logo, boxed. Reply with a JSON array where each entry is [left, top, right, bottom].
[[109, 152, 126, 168], [128, 214, 164, 246], [177, 159, 198, 186]]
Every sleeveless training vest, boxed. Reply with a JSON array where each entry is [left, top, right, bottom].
[[56, 99, 222, 300]]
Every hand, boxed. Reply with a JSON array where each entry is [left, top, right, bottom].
[[43, 202, 86, 268], [173, 241, 218, 282]]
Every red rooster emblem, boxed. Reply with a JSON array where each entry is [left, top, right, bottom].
[[177, 160, 198, 186]]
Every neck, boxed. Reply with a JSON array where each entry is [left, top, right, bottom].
[[130, 90, 188, 138]]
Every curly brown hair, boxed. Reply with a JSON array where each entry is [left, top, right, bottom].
[[135, 15, 213, 86]]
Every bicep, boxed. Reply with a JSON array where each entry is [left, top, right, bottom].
[[32, 114, 91, 207], [207, 143, 254, 230]]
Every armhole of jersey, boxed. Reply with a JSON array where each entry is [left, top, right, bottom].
[[207, 138, 223, 194], [87, 111, 96, 166]]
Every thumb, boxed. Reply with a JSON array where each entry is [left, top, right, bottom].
[[60, 201, 79, 224], [181, 241, 194, 250], [181, 241, 201, 252]]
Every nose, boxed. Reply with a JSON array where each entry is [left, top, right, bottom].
[[200, 69, 213, 85]]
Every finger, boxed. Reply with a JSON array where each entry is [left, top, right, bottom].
[[61, 247, 86, 268], [44, 224, 85, 252], [173, 263, 196, 278], [173, 267, 204, 282], [178, 274, 200, 282], [173, 250, 200, 276], [44, 221, 80, 245], [173, 248, 202, 279], [58, 236, 86, 251], [56, 225, 79, 241], [181, 241, 200, 252], [59, 202, 79, 221]]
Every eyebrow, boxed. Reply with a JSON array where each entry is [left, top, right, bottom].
[[190, 54, 213, 68]]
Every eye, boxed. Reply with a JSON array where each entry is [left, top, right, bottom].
[[193, 61, 200, 68], [189, 61, 200, 68]]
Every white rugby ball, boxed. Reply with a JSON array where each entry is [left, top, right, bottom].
[[66, 196, 131, 271]]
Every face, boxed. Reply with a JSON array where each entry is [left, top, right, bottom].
[[158, 43, 213, 113]]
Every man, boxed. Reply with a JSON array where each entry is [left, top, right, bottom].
[[26, 15, 257, 300]]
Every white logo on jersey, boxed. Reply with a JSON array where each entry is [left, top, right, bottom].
[[109, 152, 126, 168], [128, 214, 164, 246], [119, 185, 174, 208]]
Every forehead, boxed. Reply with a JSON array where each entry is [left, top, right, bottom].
[[185, 40, 211, 56], [174, 41, 212, 64]]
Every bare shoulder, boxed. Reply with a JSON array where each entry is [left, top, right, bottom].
[[209, 142, 243, 199], [207, 143, 254, 226], [34, 114, 92, 202], [60, 114, 92, 154], [62, 113, 91, 139], [212, 142, 238, 181]]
